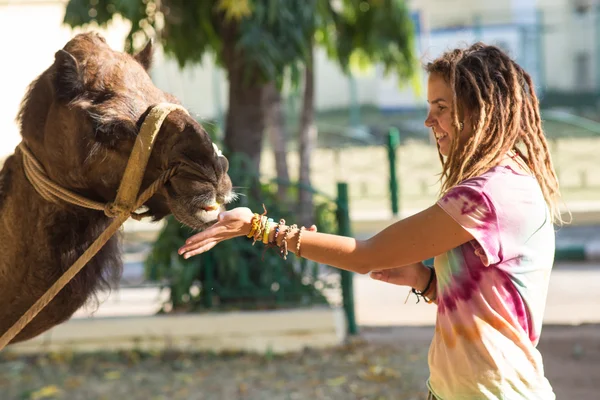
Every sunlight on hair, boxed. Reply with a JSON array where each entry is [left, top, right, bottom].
[[425, 43, 568, 225]]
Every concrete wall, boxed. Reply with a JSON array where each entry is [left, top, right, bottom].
[[7, 307, 346, 355]]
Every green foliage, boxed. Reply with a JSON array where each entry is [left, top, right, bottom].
[[234, 1, 316, 89], [63, 0, 417, 88], [64, 0, 153, 53], [317, 0, 419, 88], [64, 0, 317, 89]]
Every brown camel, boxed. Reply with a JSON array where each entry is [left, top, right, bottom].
[[0, 32, 234, 344]]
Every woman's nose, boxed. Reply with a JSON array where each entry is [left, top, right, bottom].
[[425, 114, 435, 128]]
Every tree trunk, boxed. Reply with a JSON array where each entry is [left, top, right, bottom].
[[220, 19, 267, 177], [263, 82, 290, 202], [223, 70, 267, 175], [298, 45, 317, 228]]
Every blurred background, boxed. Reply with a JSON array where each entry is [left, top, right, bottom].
[[0, 0, 599, 399]]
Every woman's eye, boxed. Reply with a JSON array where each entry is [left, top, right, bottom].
[[438, 106, 446, 111]]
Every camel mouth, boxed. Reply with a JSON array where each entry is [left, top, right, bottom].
[[195, 207, 222, 223], [168, 193, 236, 231], [200, 202, 220, 212], [194, 192, 237, 223]]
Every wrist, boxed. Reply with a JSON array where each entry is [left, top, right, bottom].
[[414, 263, 436, 300], [407, 262, 426, 290]]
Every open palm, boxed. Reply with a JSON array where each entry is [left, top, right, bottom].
[[178, 207, 318, 259], [178, 207, 254, 258]]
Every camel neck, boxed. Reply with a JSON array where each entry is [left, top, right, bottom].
[[0, 152, 122, 343]]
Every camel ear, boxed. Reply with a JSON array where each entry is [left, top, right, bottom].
[[54, 49, 83, 103], [134, 39, 154, 70]]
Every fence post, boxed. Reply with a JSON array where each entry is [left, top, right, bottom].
[[336, 182, 358, 336], [387, 128, 400, 217]]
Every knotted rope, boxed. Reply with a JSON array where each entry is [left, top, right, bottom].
[[19, 144, 163, 220], [0, 103, 188, 350]]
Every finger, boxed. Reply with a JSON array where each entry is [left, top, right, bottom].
[[185, 232, 209, 246], [370, 270, 388, 281], [184, 224, 226, 246], [182, 226, 238, 253], [179, 238, 210, 254], [182, 241, 217, 258]]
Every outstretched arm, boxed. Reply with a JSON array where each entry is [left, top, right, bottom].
[[179, 204, 473, 275]]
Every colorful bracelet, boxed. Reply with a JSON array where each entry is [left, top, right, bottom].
[[247, 213, 261, 238], [262, 218, 273, 244]]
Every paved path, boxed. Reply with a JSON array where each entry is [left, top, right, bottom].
[[353, 262, 600, 327], [75, 262, 600, 326]]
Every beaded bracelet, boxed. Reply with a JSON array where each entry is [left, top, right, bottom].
[[280, 225, 296, 260], [246, 205, 313, 261], [271, 219, 285, 246], [296, 226, 306, 258]]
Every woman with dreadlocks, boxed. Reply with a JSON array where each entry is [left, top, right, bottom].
[[179, 43, 561, 399]]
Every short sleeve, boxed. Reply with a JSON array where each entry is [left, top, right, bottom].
[[437, 179, 502, 266]]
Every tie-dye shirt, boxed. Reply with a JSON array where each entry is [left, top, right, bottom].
[[427, 165, 556, 400]]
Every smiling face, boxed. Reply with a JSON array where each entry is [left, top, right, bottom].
[[424, 73, 473, 157]]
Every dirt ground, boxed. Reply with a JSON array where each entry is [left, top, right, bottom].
[[1, 324, 597, 400]]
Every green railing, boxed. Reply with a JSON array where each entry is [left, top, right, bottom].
[[387, 127, 401, 217]]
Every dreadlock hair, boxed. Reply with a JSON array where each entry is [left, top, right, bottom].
[[425, 42, 565, 225]]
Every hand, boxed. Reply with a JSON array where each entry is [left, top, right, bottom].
[[370, 262, 430, 290], [178, 207, 254, 259]]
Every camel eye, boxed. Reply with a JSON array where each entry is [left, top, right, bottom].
[[89, 116, 137, 147], [91, 91, 114, 105]]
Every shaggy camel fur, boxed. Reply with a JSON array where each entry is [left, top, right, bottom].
[[0, 33, 233, 344]]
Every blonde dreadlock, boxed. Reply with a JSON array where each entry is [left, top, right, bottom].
[[426, 42, 565, 224]]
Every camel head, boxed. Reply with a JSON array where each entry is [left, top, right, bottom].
[[18, 32, 234, 229]]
